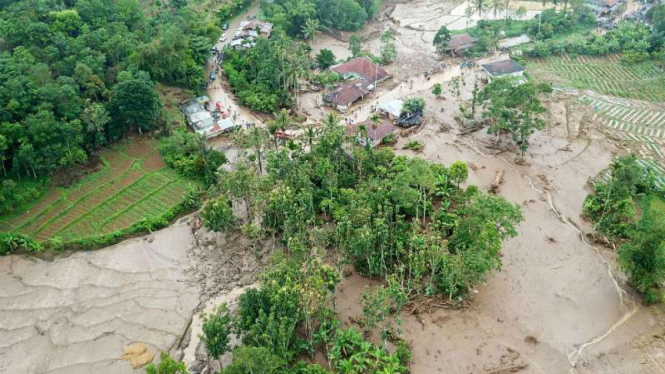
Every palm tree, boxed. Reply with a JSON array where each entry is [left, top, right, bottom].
[[483, 24, 502, 52], [304, 125, 319, 149], [370, 114, 380, 141], [490, 0, 505, 19], [246, 127, 267, 173], [471, 0, 485, 16], [301, 19, 319, 42], [268, 109, 291, 150], [322, 112, 340, 131], [465, 6, 474, 27]]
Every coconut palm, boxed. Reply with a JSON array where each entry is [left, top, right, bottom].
[[483, 23, 502, 52], [304, 125, 320, 148], [269, 109, 292, 149], [246, 127, 267, 173], [370, 114, 380, 140], [302, 19, 319, 42], [322, 112, 340, 131], [465, 6, 474, 27], [490, 0, 505, 19], [471, 0, 484, 16]]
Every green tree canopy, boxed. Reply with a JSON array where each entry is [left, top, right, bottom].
[[316, 49, 336, 70]]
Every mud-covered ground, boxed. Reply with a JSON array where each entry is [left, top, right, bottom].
[[333, 83, 662, 373], [2, 1, 664, 374], [0, 217, 261, 374]]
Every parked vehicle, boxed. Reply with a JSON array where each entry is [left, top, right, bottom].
[[219, 33, 227, 42], [222, 23, 228, 30]]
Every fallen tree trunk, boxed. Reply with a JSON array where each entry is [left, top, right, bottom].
[[490, 169, 505, 194], [485, 363, 528, 374]]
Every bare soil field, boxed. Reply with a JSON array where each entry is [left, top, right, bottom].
[[1, 1, 664, 374]]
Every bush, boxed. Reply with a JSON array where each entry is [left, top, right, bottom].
[[618, 204, 665, 303], [158, 130, 226, 184], [146, 352, 189, 374], [310, 71, 342, 88], [329, 327, 408, 374], [0, 232, 42, 255], [583, 155, 658, 238], [380, 132, 397, 145], [402, 140, 424, 152], [316, 49, 336, 69], [221, 347, 286, 374], [201, 196, 236, 232], [402, 97, 426, 115], [0, 178, 49, 215], [201, 303, 232, 360]]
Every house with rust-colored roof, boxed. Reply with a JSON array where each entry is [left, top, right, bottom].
[[330, 57, 390, 84], [346, 118, 398, 146], [445, 34, 478, 55], [239, 19, 273, 37], [323, 79, 372, 113]]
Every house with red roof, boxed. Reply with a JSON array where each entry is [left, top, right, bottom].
[[330, 57, 390, 84]]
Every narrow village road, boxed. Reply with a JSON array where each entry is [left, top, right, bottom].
[[204, 2, 263, 131]]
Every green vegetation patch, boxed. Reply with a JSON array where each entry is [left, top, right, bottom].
[[528, 55, 665, 102], [0, 137, 199, 244]]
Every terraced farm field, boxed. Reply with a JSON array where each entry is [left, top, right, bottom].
[[0, 138, 197, 242], [578, 94, 665, 188], [528, 54, 665, 102], [580, 95, 665, 159]]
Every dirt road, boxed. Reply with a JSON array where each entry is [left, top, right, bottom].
[[205, 2, 263, 128]]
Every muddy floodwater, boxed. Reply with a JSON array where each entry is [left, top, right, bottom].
[[2, 0, 665, 373]]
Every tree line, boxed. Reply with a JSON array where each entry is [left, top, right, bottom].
[[260, 0, 381, 38], [0, 0, 236, 182], [583, 155, 665, 303], [524, 6, 665, 64]]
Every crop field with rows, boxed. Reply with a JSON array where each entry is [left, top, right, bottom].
[[579, 95, 665, 188], [0, 138, 197, 242], [527, 54, 665, 102]]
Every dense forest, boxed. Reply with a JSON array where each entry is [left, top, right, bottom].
[[0, 0, 231, 181], [260, 0, 381, 36]]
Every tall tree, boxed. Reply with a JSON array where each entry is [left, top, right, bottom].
[[316, 49, 336, 69], [433, 26, 452, 54], [490, 0, 505, 19], [379, 30, 397, 65], [349, 34, 362, 57], [107, 74, 162, 137], [472, 0, 485, 16]]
